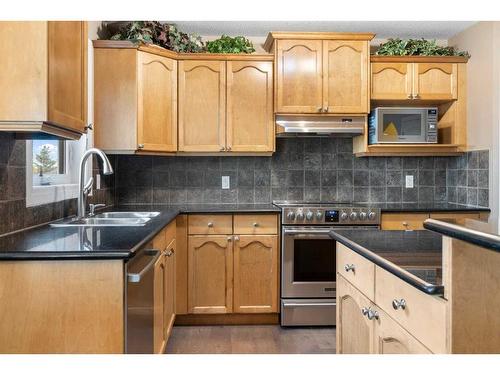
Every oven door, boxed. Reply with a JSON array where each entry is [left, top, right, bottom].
[[282, 226, 337, 299]]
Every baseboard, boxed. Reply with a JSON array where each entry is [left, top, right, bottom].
[[174, 313, 279, 326]]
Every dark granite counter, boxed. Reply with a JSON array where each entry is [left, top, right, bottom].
[[0, 204, 280, 261], [424, 217, 500, 252], [376, 202, 490, 213], [330, 228, 444, 295]]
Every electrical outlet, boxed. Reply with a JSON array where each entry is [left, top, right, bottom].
[[405, 175, 414, 189], [96, 174, 101, 190], [222, 175, 230, 189]]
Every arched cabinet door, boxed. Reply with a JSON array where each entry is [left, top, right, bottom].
[[323, 40, 369, 113], [188, 236, 233, 314], [413, 63, 458, 100], [178, 60, 226, 152], [137, 52, 177, 152], [275, 40, 323, 113], [337, 275, 374, 354], [371, 62, 413, 100], [233, 235, 278, 313], [226, 61, 274, 152]]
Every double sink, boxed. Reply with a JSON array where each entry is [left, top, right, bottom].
[[51, 212, 160, 227]]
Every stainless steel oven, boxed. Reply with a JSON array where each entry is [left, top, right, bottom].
[[275, 202, 380, 327]]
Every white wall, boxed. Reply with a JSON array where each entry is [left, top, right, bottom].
[[449, 22, 500, 224]]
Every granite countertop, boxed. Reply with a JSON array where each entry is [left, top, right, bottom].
[[0, 204, 280, 261], [375, 202, 490, 213], [424, 217, 500, 252], [330, 228, 444, 295]]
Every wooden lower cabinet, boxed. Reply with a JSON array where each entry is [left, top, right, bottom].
[[381, 211, 484, 231], [164, 239, 176, 339], [188, 235, 233, 314], [233, 235, 278, 313], [153, 252, 167, 354]]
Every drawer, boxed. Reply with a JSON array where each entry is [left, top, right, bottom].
[[337, 243, 375, 301], [233, 214, 278, 235], [188, 214, 232, 235], [375, 266, 447, 353], [429, 211, 480, 225], [381, 213, 429, 230]]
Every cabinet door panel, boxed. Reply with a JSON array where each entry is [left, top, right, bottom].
[[276, 40, 323, 113], [178, 60, 226, 152], [233, 235, 278, 313], [371, 62, 412, 100], [48, 21, 87, 132], [227, 61, 274, 152], [374, 308, 431, 354], [164, 239, 176, 341], [188, 236, 233, 314], [137, 52, 177, 152], [324, 40, 369, 113], [337, 275, 374, 354], [413, 63, 457, 100], [153, 254, 166, 354]]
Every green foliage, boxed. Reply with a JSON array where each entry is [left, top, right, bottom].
[[375, 38, 470, 57], [205, 35, 256, 54], [108, 21, 204, 53]]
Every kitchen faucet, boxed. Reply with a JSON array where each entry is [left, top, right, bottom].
[[77, 148, 114, 218]]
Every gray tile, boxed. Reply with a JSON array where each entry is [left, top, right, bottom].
[[254, 169, 271, 187], [447, 187, 457, 203], [369, 158, 386, 170], [434, 170, 446, 186], [304, 138, 320, 153], [477, 170, 488, 188], [447, 157, 458, 170], [220, 157, 238, 171], [447, 170, 457, 187], [353, 157, 369, 170], [134, 169, 152, 187], [353, 170, 369, 186], [153, 188, 170, 203], [457, 154, 467, 169], [321, 171, 337, 186], [170, 188, 187, 204], [418, 186, 434, 202], [153, 172, 170, 188], [304, 188, 320, 201], [467, 151, 479, 169], [238, 169, 254, 187], [457, 187, 467, 205], [271, 170, 287, 187], [478, 189, 489, 207], [457, 170, 467, 186], [203, 171, 221, 188], [467, 170, 477, 187], [467, 188, 478, 206], [434, 157, 448, 170], [386, 157, 402, 170], [221, 189, 238, 204], [255, 187, 271, 203], [386, 187, 402, 203], [186, 188, 203, 203], [353, 187, 369, 202], [287, 187, 304, 201], [478, 150, 489, 169], [7, 167, 25, 200], [369, 170, 385, 186], [238, 188, 254, 203], [321, 153, 337, 169], [418, 170, 434, 186], [338, 170, 353, 186], [203, 188, 221, 204], [287, 153, 304, 170], [136, 188, 152, 204], [338, 187, 353, 202], [337, 139, 353, 153], [8, 140, 26, 166], [271, 187, 287, 201], [402, 157, 417, 169], [254, 157, 271, 170], [337, 153, 353, 169], [434, 186, 447, 202], [304, 153, 321, 170], [287, 170, 304, 187], [386, 170, 402, 187], [170, 170, 187, 186], [305, 170, 320, 187], [403, 187, 418, 203], [320, 138, 337, 153], [369, 187, 386, 203], [320, 187, 337, 201], [238, 157, 255, 170], [418, 158, 434, 170]]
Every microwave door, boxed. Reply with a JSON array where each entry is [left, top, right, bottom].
[[380, 110, 425, 143]]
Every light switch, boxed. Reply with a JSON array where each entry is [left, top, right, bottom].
[[405, 175, 414, 189], [222, 175, 230, 189]]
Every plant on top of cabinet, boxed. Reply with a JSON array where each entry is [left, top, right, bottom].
[[206, 35, 255, 54], [375, 38, 470, 57]]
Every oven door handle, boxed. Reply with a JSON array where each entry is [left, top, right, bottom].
[[283, 228, 335, 235], [282, 301, 337, 307]]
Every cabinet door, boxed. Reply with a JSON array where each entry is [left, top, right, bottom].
[[178, 60, 226, 152], [137, 52, 177, 152], [48, 21, 87, 132], [188, 235, 233, 314], [0, 22, 47, 122], [371, 62, 413, 100], [153, 254, 166, 354], [164, 239, 176, 341], [233, 235, 278, 313], [337, 275, 374, 354], [373, 309, 431, 354], [226, 61, 274, 152], [323, 40, 369, 113], [275, 40, 323, 113], [413, 63, 458, 100]]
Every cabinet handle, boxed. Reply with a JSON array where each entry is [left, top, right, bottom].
[[323, 106, 329, 113], [227, 236, 232, 241], [234, 236, 239, 241], [361, 307, 379, 320], [137, 144, 144, 149], [165, 250, 173, 257], [220, 146, 226, 151], [344, 264, 355, 273], [407, 94, 412, 99], [392, 298, 406, 310], [413, 94, 420, 99], [252, 222, 259, 227], [226, 146, 232, 151], [317, 107, 323, 112], [361, 307, 370, 316], [207, 222, 214, 228], [402, 222, 409, 228]]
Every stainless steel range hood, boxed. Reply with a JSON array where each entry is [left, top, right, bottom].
[[276, 115, 366, 137], [0, 121, 83, 140]]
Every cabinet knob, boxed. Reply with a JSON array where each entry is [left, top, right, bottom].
[[253, 222, 259, 227], [413, 94, 420, 99], [234, 236, 239, 241], [361, 307, 379, 320], [226, 146, 231, 151], [344, 264, 355, 273], [317, 107, 323, 112], [323, 106, 329, 113], [402, 222, 409, 228], [227, 236, 232, 241], [137, 144, 144, 149], [407, 94, 412, 99], [361, 307, 370, 316], [207, 222, 214, 228], [220, 146, 226, 151], [392, 298, 406, 310]]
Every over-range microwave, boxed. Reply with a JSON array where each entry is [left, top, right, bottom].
[[368, 107, 438, 144]]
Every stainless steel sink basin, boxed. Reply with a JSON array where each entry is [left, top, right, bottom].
[[94, 211, 160, 219]]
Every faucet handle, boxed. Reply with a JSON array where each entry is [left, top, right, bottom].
[[88, 203, 105, 216]]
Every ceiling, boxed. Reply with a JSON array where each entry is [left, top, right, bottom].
[[171, 21, 477, 39]]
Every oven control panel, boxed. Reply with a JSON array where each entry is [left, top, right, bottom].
[[282, 207, 381, 225]]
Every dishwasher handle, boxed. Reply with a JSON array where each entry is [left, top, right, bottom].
[[127, 249, 161, 283]]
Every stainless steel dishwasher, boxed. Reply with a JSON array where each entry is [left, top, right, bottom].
[[126, 248, 161, 354]]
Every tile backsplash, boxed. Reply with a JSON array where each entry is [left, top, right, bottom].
[[114, 138, 490, 208]]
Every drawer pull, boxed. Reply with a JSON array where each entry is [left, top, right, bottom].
[[361, 307, 379, 320], [361, 307, 370, 316], [392, 298, 407, 310], [253, 222, 259, 227], [344, 264, 355, 273], [207, 222, 214, 228]]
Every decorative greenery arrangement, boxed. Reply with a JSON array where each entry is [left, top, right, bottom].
[[106, 21, 204, 53], [375, 38, 470, 57], [206, 35, 255, 54]]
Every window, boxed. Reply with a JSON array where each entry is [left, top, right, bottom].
[[26, 135, 89, 207]]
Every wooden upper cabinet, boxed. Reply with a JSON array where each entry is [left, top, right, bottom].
[[337, 275, 374, 354], [233, 235, 278, 313], [48, 21, 87, 133], [188, 235, 233, 314], [137, 52, 177, 152], [323, 40, 369, 113], [178, 60, 226, 152], [226, 61, 274, 152], [371, 62, 412, 100], [275, 40, 323, 113], [413, 63, 458, 100]]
